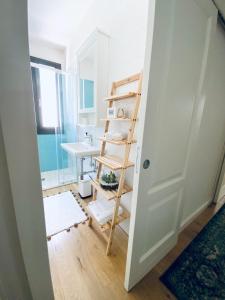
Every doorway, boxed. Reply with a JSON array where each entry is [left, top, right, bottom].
[[2, 0, 225, 298]]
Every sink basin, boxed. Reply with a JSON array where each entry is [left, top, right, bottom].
[[61, 142, 100, 157]]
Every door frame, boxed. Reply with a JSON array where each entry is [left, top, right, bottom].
[[0, 0, 54, 298]]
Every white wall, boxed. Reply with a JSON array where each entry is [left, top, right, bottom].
[[29, 37, 66, 69], [80, 58, 95, 80], [68, 0, 149, 232], [181, 21, 225, 226], [67, 0, 148, 82], [214, 0, 225, 19], [0, 0, 54, 299]]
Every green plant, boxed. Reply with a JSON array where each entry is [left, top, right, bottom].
[[101, 171, 117, 184]]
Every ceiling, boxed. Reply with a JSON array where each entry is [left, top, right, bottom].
[[28, 0, 94, 46], [28, 0, 225, 48]]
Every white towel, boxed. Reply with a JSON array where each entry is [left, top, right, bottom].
[[105, 132, 113, 140], [88, 198, 123, 225], [105, 131, 127, 141]]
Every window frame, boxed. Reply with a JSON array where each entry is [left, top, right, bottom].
[[30, 56, 64, 135]]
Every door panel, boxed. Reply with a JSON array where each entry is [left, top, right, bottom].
[[140, 190, 181, 261], [125, 0, 217, 290], [146, 0, 208, 187], [181, 21, 225, 225]]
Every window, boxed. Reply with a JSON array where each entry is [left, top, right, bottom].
[[30, 56, 63, 134]]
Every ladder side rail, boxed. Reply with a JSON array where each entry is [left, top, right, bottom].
[[122, 73, 142, 171]]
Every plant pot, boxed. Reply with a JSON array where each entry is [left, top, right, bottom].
[[99, 179, 119, 190]]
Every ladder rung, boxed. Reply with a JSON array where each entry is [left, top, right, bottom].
[[88, 209, 129, 231], [99, 137, 136, 145], [104, 92, 137, 101], [90, 179, 132, 200], [100, 222, 111, 232], [100, 211, 130, 230], [100, 118, 133, 122], [114, 73, 141, 88], [94, 155, 134, 170]]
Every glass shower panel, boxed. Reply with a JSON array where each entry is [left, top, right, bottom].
[[32, 66, 61, 190], [56, 71, 77, 186], [31, 63, 78, 190]]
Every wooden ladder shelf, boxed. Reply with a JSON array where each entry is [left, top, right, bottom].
[[87, 72, 142, 255]]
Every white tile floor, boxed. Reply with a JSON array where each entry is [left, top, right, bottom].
[[41, 168, 77, 190]]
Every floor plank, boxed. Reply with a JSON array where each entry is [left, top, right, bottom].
[[43, 184, 223, 300]]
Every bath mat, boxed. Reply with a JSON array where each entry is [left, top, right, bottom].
[[160, 204, 225, 299], [43, 191, 87, 238]]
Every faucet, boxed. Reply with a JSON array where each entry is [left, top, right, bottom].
[[84, 132, 93, 145]]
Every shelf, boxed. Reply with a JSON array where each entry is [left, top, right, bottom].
[[79, 110, 96, 114], [99, 211, 130, 232], [87, 198, 128, 230], [77, 124, 95, 127], [91, 179, 132, 200], [100, 118, 132, 122], [104, 92, 137, 101], [94, 155, 134, 170], [88, 208, 130, 232], [99, 137, 136, 145]]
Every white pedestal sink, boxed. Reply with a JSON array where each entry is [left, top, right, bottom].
[[61, 142, 100, 158], [61, 142, 100, 181]]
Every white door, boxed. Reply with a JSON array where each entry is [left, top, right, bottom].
[[125, 0, 217, 291], [181, 20, 225, 224]]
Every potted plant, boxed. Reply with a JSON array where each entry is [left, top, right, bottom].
[[100, 171, 119, 190]]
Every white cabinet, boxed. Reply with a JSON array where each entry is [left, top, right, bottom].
[[77, 30, 109, 127]]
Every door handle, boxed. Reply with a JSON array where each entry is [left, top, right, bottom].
[[143, 159, 150, 169]]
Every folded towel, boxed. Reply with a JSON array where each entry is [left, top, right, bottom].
[[112, 132, 127, 141], [88, 198, 123, 225], [105, 132, 113, 140], [105, 131, 127, 141]]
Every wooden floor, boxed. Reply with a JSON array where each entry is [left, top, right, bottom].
[[43, 184, 224, 300]]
